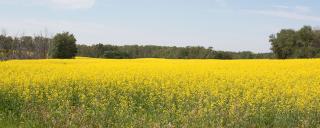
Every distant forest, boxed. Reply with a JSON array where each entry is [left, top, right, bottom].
[[1, 25, 320, 60], [77, 44, 273, 59]]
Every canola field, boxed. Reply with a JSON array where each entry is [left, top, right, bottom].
[[0, 58, 320, 127]]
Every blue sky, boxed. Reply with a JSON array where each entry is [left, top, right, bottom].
[[1, 0, 320, 52]]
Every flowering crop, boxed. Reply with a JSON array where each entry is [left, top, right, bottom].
[[0, 58, 320, 127]]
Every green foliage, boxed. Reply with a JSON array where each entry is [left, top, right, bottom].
[[270, 26, 320, 59], [0, 35, 50, 60], [213, 51, 233, 59], [49, 32, 77, 59], [104, 51, 130, 59], [77, 44, 273, 59]]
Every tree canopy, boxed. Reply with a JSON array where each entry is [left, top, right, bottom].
[[270, 26, 320, 59], [49, 32, 77, 59]]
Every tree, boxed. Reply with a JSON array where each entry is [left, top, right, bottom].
[[269, 29, 297, 59], [294, 26, 316, 58], [270, 26, 320, 59], [49, 32, 77, 59]]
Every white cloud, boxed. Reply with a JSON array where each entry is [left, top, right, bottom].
[[272, 5, 290, 9], [247, 5, 319, 22], [272, 5, 311, 13], [0, 0, 96, 9], [294, 6, 311, 13], [48, 0, 96, 9], [214, 0, 227, 7], [249, 10, 320, 21]]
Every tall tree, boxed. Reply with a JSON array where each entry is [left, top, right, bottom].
[[49, 32, 77, 59], [270, 26, 320, 59], [269, 29, 297, 59]]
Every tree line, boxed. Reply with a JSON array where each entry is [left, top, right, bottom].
[[77, 44, 273, 59], [1, 25, 320, 60], [0, 35, 50, 60], [78, 26, 320, 59]]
